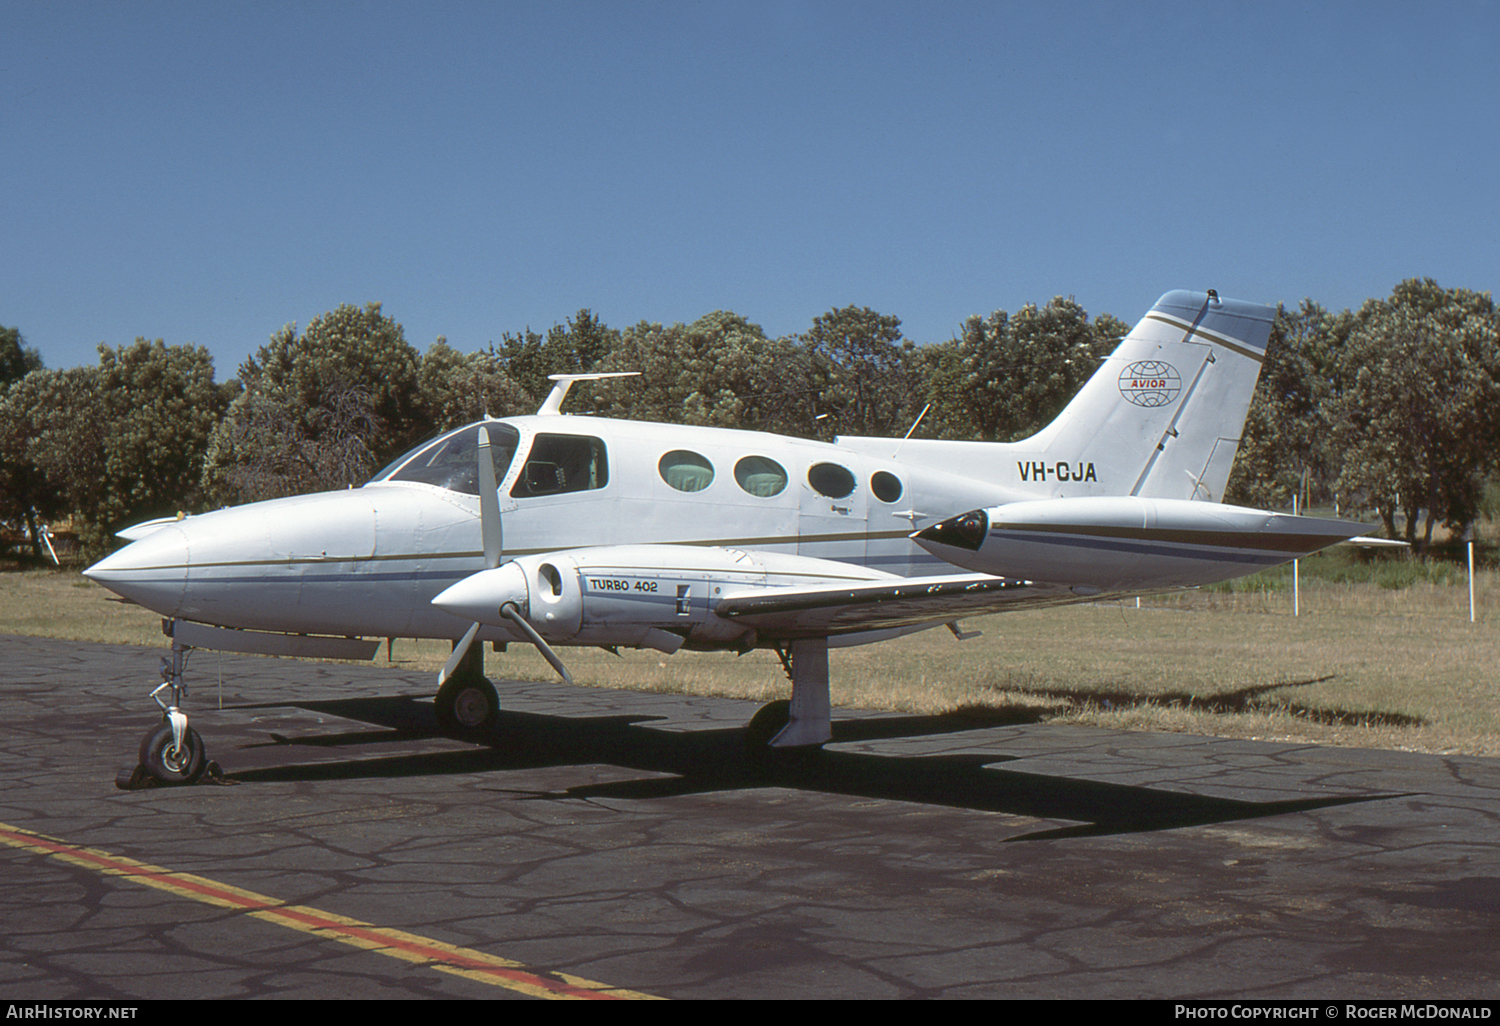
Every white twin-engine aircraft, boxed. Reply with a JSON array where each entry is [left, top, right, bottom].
[[87, 290, 1369, 784]]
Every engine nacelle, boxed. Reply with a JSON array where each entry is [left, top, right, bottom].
[[432, 544, 896, 652], [912, 496, 1367, 593]]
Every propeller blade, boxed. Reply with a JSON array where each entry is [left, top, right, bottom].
[[500, 602, 574, 686], [439, 621, 482, 685], [478, 426, 502, 569], [439, 426, 501, 688]]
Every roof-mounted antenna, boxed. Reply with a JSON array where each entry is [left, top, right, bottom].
[[891, 403, 932, 458], [537, 372, 641, 416], [1206, 289, 1220, 305]]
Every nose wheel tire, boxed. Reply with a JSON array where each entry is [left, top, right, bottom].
[[138, 724, 207, 785], [435, 676, 499, 733]]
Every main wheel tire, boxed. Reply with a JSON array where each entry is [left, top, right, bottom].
[[743, 700, 822, 773], [744, 700, 792, 753], [435, 675, 499, 733], [138, 724, 207, 785]]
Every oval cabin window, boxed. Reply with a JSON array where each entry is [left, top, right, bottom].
[[870, 471, 903, 503], [807, 462, 856, 499], [734, 455, 788, 497], [659, 450, 715, 492]]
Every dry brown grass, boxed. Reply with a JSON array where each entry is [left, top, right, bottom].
[[4, 563, 1497, 756]]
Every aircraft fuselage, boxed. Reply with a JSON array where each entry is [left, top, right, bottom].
[[87, 414, 1026, 645]]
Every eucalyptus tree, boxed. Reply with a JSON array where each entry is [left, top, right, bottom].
[[800, 305, 917, 439], [2, 340, 228, 557], [494, 309, 619, 403], [1226, 300, 1354, 510], [0, 325, 42, 388], [204, 303, 423, 504], [588, 311, 817, 435], [919, 297, 1127, 442], [417, 338, 534, 431], [1334, 279, 1500, 551], [0, 324, 51, 558]]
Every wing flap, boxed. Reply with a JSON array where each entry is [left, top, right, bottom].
[[715, 574, 1076, 638]]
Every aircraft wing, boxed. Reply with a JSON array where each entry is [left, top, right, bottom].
[[714, 573, 1079, 639]]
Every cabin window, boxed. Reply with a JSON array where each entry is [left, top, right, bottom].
[[871, 471, 903, 503], [734, 455, 788, 497], [382, 423, 520, 495], [807, 462, 856, 499], [659, 450, 715, 493], [511, 433, 609, 497]]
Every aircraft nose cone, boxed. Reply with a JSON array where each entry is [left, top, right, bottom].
[[431, 562, 529, 626], [83, 525, 189, 616]]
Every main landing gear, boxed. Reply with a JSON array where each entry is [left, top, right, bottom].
[[434, 637, 499, 734], [745, 637, 831, 772]]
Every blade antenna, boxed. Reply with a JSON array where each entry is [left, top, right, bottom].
[[892, 403, 931, 459]]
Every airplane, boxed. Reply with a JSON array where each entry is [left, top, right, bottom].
[[84, 289, 1372, 785]]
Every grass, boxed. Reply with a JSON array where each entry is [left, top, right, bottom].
[[4, 547, 1498, 757]]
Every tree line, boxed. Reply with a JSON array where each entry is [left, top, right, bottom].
[[2, 278, 1496, 561]]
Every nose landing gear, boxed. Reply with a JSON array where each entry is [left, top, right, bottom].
[[118, 623, 217, 788], [139, 718, 206, 784]]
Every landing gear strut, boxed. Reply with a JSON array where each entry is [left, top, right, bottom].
[[124, 624, 210, 786]]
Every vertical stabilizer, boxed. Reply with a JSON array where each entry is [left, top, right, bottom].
[[838, 290, 1274, 501]]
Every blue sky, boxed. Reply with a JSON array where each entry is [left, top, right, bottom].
[[5, 0, 1498, 376]]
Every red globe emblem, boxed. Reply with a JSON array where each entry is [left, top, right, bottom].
[[1118, 360, 1181, 407]]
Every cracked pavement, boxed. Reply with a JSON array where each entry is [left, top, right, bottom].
[[1, 634, 1497, 999]]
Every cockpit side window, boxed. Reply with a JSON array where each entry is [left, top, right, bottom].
[[381, 424, 520, 495], [511, 433, 609, 498]]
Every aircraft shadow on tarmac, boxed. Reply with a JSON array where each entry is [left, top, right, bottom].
[[218, 687, 1396, 842], [990, 676, 1427, 730]]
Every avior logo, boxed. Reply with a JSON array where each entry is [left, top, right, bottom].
[[1118, 360, 1181, 407]]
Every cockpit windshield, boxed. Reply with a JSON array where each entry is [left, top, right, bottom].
[[369, 423, 520, 495]]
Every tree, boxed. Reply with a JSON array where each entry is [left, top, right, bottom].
[[589, 312, 817, 435], [204, 303, 423, 504], [494, 309, 619, 403], [1226, 300, 1353, 510], [0, 324, 50, 559], [1334, 279, 1500, 552], [417, 339, 534, 431], [800, 306, 919, 438], [920, 297, 1126, 441], [1, 341, 230, 557], [0, 368, 78, 562], [0, 325, 42, 389]]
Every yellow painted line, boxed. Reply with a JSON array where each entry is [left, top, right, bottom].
[[0, 821, 661, 1000]]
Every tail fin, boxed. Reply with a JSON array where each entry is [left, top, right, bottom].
[[839, 290, 1274, 501]]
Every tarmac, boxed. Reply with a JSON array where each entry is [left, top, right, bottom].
[[1, 633, 1498, 1000]]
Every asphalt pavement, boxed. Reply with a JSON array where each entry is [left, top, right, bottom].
[[1, 634, 1497, 1000]]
